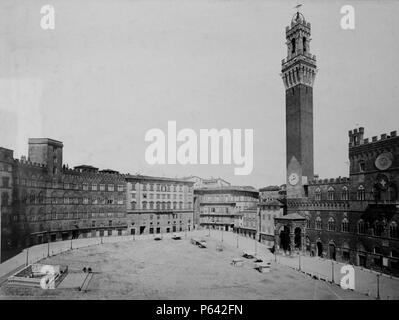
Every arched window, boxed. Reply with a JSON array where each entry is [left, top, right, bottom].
[[1, 192, 9, 207], [131, 201, 136, 210], [390, 221, 398, 239], [328, 217, 335, 231], [388, 184, 397, 201], [327, 187, 335, 201], [291, 38, 296, 54], [315, 217, 322, 230], [341, 186, 349, 201], [315, 188, 322, 201], [341, 218, 349, 232], [358, 219, 365, 234], [142, 201, 147, 210], [373, 221, 384, 237], [303, 37, 307, 52], [149, 201, 154, 209], [306, 217, 311, 229], [357, 185, 366, 201]]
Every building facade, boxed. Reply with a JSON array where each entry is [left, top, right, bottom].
[[125, 175, 194, 235], [1, 138, 128, 262], [196, 186, 259, 231], [259, 200, 285, 247], [278, 12, 399, 276]]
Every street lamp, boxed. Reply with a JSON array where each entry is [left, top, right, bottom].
[[377, 273, 382, 299], [298, 249, 301, 271], [236, 232, 239, 248], [221, 227, 224, 242], [331, 260, 335, 283], [47, 230, 50, 257]]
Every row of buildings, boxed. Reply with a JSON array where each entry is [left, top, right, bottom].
[[0, 138, 195, 262]]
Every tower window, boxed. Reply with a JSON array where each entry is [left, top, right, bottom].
[[303, 37, 307, 52], [291, 38, 296, 54]]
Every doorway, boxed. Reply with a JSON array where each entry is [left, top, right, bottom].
[[329, 243, 336, 260], [294, 227, 301, 249], [317, 241, 323, 257], [279, 226, 290, 252]]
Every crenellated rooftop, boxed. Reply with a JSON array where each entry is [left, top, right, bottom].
[[309, 176, 350, 185], [348, 127, 398, 148]]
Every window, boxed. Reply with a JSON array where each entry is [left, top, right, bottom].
[[291, 38, 296, 54], [1, 192, 9, 206], [108, 184, 114, 192], [358, 220, 366, 234], [117, 184, 124, 192], [100, 184, 105, 191], [302, 37, 307, 52], [92, 220, 96, 227], [315, 217, 322, 230], [306, 217, 311, 229], [359, 161, 366, 172], [83, 197, 89, 204], [341, 186, 349, 201], [315, 188, 321, 201], [327, 187, 335, 201], [328, 217, 335, 231], [83, 183, 89, 191], [373, 221, 384, 237], [107, 198, 114, 204], [109, 220, 112, 226], [390, 222, 398, 239], [92, 184, 97, 191], [142, 201, 147, 209], [341, 218, 349, 232], [2, 177, 10, 188], [357, 185, 365, 201]]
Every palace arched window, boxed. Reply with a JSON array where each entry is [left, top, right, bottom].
[[327, 187, 335, 201], [390, 221, 398, 239], [388, 184, 397, 201], [142, 201, 147, 210], [291, 38, 296, 54], [341, 218, 349, 232], [341, 186, 349, 201], [357, 185, 366, 201], [315, 188, 322, 201], [373, 221, 384, 237], [306, 217, 311, 229], [315, 217, 322, 230], [327, 217, 335, 231], [357, 220, 365, 234], [303, 37, 307, 52]]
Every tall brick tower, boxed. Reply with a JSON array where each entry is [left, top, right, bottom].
[[28, 138, 63, 176], [281, 11, 317, 199]]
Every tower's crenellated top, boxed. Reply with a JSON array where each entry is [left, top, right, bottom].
[[281, 12, 317, 90]]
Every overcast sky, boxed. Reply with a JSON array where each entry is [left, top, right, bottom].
[[1, 0, 398, 188]]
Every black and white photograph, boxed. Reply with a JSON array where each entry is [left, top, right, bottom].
[[0, 0, 398, 307]]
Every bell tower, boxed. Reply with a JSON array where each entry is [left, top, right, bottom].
[[281, 11, 317, 199]]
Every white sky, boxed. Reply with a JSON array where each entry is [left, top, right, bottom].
[[1, 0, 399, 188]]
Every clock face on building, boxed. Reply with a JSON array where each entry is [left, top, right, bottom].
[[375, 152, 393, 171], [288, 173, 299, 186]]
